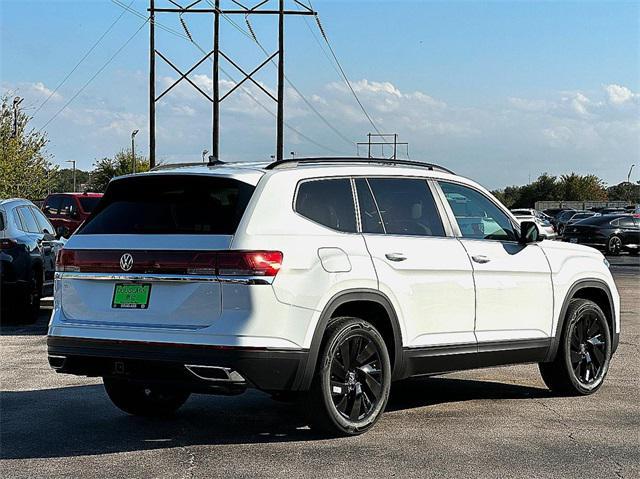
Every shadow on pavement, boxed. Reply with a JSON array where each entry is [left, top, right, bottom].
[[1, 377, 549, 460]]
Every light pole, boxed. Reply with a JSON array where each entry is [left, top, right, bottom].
[[131, 129, 139, 174], [202, 149, 209, 163], [66, 160, 76, 192], [290, 151, 296, 159], [627, 164, 635, 183], [12, 96, 23, 138]]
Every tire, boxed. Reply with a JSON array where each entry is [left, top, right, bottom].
[[103, 377, 190, 416], [606, 235, 622, 255], [308, 317, 391, 436], [539, 299, 611, 395]]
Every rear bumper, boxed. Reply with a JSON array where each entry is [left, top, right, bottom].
[[47, 336, 310, 393]]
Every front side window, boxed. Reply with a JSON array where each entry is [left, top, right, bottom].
[[355, 178, 384, 234], [367, 178, 445, 237], [295, 179, 356, 233], [31, 207, 54, 234], [439, 181, 517, 241]]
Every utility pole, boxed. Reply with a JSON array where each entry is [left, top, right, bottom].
[[357, 133, 409, 159], [627, 164, 635, 183], [149, 0, 155, 168], [66, 160, 76, 193], [147, 0, 316, 165], [131, 129, 139, 174], [202, 149, 209, 163]]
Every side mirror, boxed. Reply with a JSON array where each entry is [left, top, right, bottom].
[[519, 221, 542, 244]]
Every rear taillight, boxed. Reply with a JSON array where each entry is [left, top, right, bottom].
[[218, 251, 283, 277], [55, 249, 283, 277], [0, 239, 19, 250]]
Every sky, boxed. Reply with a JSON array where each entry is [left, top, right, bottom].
[[1, 0, 639, 189]]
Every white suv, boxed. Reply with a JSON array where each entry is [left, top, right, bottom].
[[48, 158, 620, 435]]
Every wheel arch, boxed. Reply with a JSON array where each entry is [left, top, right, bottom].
[[294, 289, 404, 391], [545, 279, 618, 362]]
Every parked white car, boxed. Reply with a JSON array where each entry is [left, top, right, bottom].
[[48, 158, 620, 436], [511, 208, 558, 239]]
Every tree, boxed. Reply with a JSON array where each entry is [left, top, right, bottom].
[[51, 168, 91, 193], [0, 94, 57, 200], [607, 182, 640, 203], [559, 173, 608, 201], [88, 149, 150, 192]]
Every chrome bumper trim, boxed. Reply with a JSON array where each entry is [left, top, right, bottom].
[[55, 272, 274, 285]]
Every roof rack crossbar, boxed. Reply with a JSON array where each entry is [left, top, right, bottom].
[[265, 157, 455, 174]]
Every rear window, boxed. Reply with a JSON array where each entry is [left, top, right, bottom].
[[78, 175, 255, 235], [295, 179, 357, 233], [78, 196, 101, 212]]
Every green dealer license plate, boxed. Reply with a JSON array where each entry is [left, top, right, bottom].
[[112, 283, 151, 309]]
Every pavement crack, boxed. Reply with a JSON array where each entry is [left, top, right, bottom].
[[180, 446, 197, 479]]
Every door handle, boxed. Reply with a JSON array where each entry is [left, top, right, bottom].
[[471, 255, 491, 264], [385, 253, 407, 262]]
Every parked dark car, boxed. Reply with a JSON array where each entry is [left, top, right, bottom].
[[556, 209, 586, 235], [42, 192, 103, 237], [562, 214, 640, 255], [0, 198, 64, 322]]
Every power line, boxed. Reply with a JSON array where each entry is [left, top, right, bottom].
[[38, 19, 148, 132], [205, 0, 354, 148], [307, 0, 382, 136], [33, 0, 136, 117], [110, 1, 340, 155]]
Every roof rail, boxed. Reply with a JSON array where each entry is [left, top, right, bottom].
[[265, 157, 455, 175]]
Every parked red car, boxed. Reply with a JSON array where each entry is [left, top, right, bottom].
[[42, 192, 103, 237]]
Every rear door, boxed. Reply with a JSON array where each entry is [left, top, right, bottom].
[[58, 174, 256, 329], [617, 216, 640, 250], [356, 177, 476, 349], [436, 181, 553, 348]]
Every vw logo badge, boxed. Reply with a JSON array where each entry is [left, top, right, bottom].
[[119, 253, 134, 272]]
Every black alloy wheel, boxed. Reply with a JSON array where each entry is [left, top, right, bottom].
[[310, 317, 391, 436], [539, 299, 611, 395], [330, 333, 384, 421], [568, 309, 607, 386], [607, 235, 622, 255]]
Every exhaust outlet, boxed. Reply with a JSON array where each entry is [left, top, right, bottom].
[[185, 365, 245, 383]]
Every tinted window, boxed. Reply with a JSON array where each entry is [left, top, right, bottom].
[[31, 207, 54, 234], [79, 196, 101, 212], [439, 182, 517, 241], [79, 176, 255, 235], [355, 178, 384, 234], [17, 206, 39, 233], [43, 196, 62, 215], [295, 179, 356, 233], [367, 178, 445, 237], [619, 217, 636, 228], [59, 197, 74, 217]]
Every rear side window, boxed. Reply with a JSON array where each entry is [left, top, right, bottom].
[[16, 206, 39, 233], [43, 196, 62, 215], [367, 178, 445, 237], [619, 217, 636, 228], [295, 179, 356, 233], [78, 176, 255, 235]]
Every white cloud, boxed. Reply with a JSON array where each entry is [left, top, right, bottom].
[[604, 84, 639, 105], [3, 78, 638, 188]]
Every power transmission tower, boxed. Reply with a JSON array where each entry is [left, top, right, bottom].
[[357, 133, 409, 160], [148, 0, 317, 168]]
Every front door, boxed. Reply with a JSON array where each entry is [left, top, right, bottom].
[[355, 177, 476, 350], [436, 181, 553, 350]]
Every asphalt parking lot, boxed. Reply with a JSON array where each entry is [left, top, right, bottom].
[[1, 255, 638, 478]]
